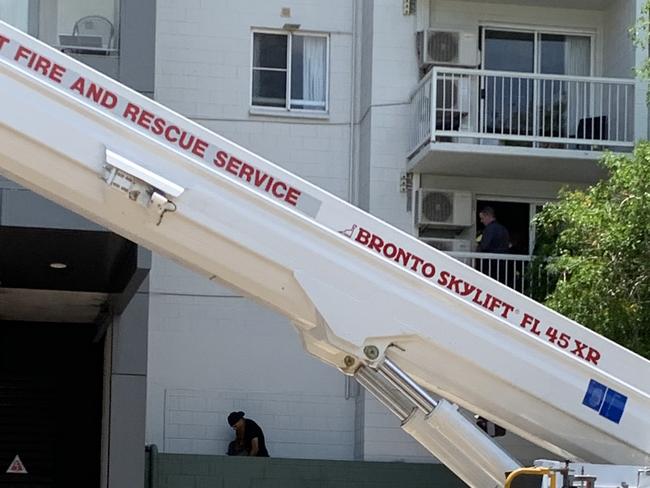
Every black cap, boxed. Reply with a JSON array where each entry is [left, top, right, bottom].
[[227, 411, 244, 426]]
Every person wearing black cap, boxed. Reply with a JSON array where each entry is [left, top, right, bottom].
[[227, 411, 269, 457]]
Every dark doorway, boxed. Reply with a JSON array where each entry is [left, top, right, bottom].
[[0, 322, 103, 488], [476, 200, 531, 255]]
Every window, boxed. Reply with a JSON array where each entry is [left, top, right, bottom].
[[55, 0, 120, 52], [0, 0, 120, 53], [0, 1, 29, 33], [252, 31, 328, 113], [481, 28, 592, 139], [483, 29, 591, 76]]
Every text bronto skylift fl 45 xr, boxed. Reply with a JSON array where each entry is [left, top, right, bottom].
[[0, 21, 648, 488]]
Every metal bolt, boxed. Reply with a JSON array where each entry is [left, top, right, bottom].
[[363, 345, 379, 360], [344, 356, 355, 367]]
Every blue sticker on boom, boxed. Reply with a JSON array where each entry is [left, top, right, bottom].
[[582, 379, 627, 424]]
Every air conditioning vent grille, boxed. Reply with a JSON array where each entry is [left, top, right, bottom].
[[422, 192, 453, 223], [416, 29, 478, 68], [416, 189, 472, 227], [428, 31, 459, 64]]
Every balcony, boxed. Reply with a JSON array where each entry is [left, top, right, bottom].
[[408, 68, 636, 182], [448, 251, 552, 300], [0, 0, 120, 78]]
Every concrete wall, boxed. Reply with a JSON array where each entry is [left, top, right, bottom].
[[119, 0, 157, 96], [106, 281, 150, 488], [353, 388, 365, 460], [148, 0, 383, 463], [0, 0, 28, 31], [146, 453, 467, 488], [146, 255, 357, 461], [364, 0, 419, 231], [162, 388, 355, 459], [357, 111, 372, 211], [100, 247, 152, 488], [146, 0, 645, 469], [356, 0, 374, 211], [155, 0, 356, 200], [603, 0, 636, 79], [361, 396, 434, 463], [602, 0, 648, 141], [0, 184, 103, 230], [420, 174, 571, 201]]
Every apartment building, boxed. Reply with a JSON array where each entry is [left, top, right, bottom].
[[0, 0, 646, 486], [0, 2, 155, 487]]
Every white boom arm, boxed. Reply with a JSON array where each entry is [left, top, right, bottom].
[[0, 22, 648, 487]]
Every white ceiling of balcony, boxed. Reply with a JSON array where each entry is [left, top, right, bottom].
[[407, 142, 609, 183], [451, 0, 612, 10]]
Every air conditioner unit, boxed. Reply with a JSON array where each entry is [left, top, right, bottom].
[[435, 77, 471, 116], [416, 29, 478, 68], [421, 237, 471, 252], [415, 189, 472, 227]]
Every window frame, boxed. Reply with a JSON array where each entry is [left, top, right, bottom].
[[250, 28, 330, 117], [475, 195, 551, 255], [480, 25, 595, 77]]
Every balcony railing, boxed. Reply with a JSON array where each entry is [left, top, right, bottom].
[[0, 1, 120, 55], [409, 67, 636, 157], [448, 252, 553, 299]]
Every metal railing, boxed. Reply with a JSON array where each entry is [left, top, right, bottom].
[[409, 67, 636, 157], [447, 251, 553, 299]]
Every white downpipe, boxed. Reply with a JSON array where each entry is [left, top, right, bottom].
[[347, 0, 358, 205]]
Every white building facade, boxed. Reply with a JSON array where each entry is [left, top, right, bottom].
[[147, 0, 647, 464], [0, 0, 646, 484]]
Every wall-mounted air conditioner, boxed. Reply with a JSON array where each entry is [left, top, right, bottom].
[[416, 29, 478, 68], [421, 237, 471, 253], [415, 189, 472, 227]]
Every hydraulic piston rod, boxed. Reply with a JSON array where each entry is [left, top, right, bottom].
[[378, 357, 437, 414], [354, 357, 520, 488], [355, 365, 413, 420]]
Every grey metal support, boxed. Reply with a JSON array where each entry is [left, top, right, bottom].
[[354, 356, 440, 424], [355, 366, 412, 421], [378, 357, 437, 415]]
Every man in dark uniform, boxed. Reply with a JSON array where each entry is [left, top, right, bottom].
[[477, 206, 510, 253], [476, 206, 511, 285], [475, 206, 510, 436], [227, 411, 270, 457]]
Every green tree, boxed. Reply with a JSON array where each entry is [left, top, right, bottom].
[[631, 1, 650, 83], [533, 145, 650, 357]]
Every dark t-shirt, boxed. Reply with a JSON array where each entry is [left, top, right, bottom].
[[478, 221, 510, 253], [243, 418, 269, 457]]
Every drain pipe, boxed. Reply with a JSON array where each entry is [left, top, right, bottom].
[[347, 0, 359, 205], [147, 444, 158, 488]]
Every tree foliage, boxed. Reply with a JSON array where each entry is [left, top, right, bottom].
[[533, 144, 650, 357], [631, 1, 650, 84]]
